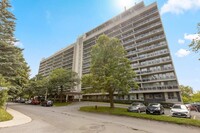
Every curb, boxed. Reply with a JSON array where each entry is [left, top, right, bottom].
[[0, 108, 32, 128]]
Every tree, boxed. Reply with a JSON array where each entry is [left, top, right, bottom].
[[82, 35, 138, 108], [0, 74, 9, 107], [25, 75, 48, 99], [48, 68, 80, 102], [0, 0, 30, 99], [179, 85, 193, 103], [189, 23, 200, 59], [191, 91, 200, 102]]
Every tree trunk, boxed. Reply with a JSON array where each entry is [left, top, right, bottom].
[[60, 85, 63, 103], [109, 92, 114, 108]]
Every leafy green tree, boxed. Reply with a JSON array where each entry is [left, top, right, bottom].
[[48, 68, 80, 102], [179, 85, 193, 103], [191, 91, 200, 102], [82, 35, 138, 108], [25, 75, 47, 99], [189, 23, 200, 59], [0, 74, 10, 107], [0, 0, 30, 99]]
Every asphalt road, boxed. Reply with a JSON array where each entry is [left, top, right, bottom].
[[0, 102, 200, 133]]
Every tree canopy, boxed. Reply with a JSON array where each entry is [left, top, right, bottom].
[[82, 35, 138, 108], [0, 0, 30, 99], [189, 23, 200, 59]]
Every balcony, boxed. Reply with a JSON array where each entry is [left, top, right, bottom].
[[138, 67, 174, 75], [137, 41, 167, 53], [136, 35, 165, 48], [134, 15, 160, 29], [135, 28, 163, 41], [131, 85, 179, 92], [82, 64, 90, 69], [135, 22, 162, 34], [136, 76, 176, 83], [137, 49, 169, 60]]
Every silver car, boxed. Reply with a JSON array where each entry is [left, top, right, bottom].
[[127, 102, 146, 113], [170, 104, 191, 118]]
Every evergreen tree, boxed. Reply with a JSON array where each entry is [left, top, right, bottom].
[[0, 0, 30, 99]]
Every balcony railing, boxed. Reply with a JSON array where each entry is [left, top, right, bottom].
[[131, 85, 178, 91], [135, 22, 162, 34], [137, 41, 166, 53], [136, 35, 165, 47], [135, 28, 163, 41], [132, 58, 171, 68], [138, 67, 174, 75], [135, 76, 176, 83]]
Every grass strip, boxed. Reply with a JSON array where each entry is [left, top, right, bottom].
[[0, 107, 13, 122], [80, 106, 200, 128], [53, 102, 71, 107]]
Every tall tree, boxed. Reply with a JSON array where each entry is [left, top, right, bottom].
[[189, 23, 200, 59], [82, 35, 138, 108], [48, 68, 80, 102], [0, 0, 30, 98]]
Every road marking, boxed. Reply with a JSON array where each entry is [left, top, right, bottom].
[[193, 115, 196, 119]]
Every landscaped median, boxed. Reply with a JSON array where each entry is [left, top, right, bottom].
[[0, 108, 13, 122], [80, 106, 200, 128]]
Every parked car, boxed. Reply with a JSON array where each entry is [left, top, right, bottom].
[[40, 100, 53, 107], [185, 104, 198, 111], [127, 102, 146, 113], [192, 103, 200, 112], [170, 104, 191, 118], [25, 100, 32, 104], [146, 103, 164, 115], [31, 99, 40, 105]]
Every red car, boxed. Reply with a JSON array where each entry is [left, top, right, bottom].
[[31, 99, 40, 105], [185, 104, 198, 111]]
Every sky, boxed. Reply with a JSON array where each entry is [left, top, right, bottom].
[[10, 0, 200, 91]]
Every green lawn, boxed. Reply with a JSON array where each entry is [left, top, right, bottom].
[[80, 106, 200, 128], [53, 102, 71, 107], [0, 107, 13, 122]]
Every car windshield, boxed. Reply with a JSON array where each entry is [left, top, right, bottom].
[[172, 105, 181, 109], [131, 103, 140, 106], [149, 103, 159, 107]]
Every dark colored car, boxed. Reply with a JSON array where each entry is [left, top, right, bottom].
[[146, 103, 164, 115], [31, 99, 40, 105], [40, 100, 53, 107], [185, 104, 198, 111], [127, 102, 146, 113], [192, 103, 200, 112]]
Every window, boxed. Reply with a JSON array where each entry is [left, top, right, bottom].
[[154, 94, 163, 99], [168, 92, 174, 99]]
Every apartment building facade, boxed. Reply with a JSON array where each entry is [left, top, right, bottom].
[[38, 2, 182, 103]]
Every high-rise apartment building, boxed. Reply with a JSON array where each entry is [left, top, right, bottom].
[[38, 2, 182, 103]]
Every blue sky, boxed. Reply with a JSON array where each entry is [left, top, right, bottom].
[[10, 0, 200, 91]]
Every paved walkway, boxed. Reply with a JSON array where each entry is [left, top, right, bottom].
[[0, 108, 32, 128]]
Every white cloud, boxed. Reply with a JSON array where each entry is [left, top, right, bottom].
[[14, 42, 24, 48], [175, 49, 190, 57], [161, 0, 200, 15], [184, 33, 200, 41], [178, 39, 185, 44]]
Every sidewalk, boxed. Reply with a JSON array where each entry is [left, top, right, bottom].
[[0, 108, 32, 128]]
